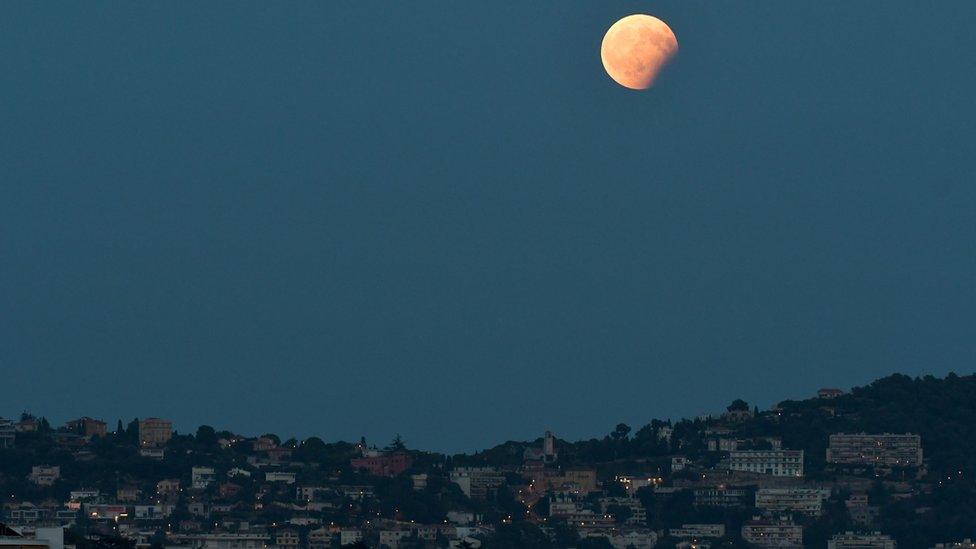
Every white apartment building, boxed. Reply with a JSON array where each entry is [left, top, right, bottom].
[[755, 488, 831, 516], [828, 532, 897, 549], [742, 518, 803, 547], [827, 433, 923, 467], [729, 450, 804, 477], [669, 524, 726, 539]]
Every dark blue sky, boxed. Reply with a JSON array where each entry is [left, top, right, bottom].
[[2, 2, 975, 452]]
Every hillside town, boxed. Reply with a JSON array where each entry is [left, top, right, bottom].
[[1, 374, 975, 549]]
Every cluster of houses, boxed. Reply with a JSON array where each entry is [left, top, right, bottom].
[[0, 392, 966, 548]]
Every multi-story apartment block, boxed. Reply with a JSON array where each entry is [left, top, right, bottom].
[[138, 418, 173, 447], [729, 449, 804, 477], [755, 488, 831, 516], [669, 524, 726, 539], [450, 467, 506, 500], [741, 517, 803, 547], [828, 532, 897, 549], [694, 488, 751, 508], [827, 433, 923, 468]]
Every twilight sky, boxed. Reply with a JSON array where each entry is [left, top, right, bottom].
[[2, 2, 975, 453]]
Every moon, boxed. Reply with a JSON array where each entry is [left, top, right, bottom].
[[601, 14, 678, 90]]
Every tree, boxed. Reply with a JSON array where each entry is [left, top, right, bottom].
[[195, 426, 217, 446], [727, 399, 749, 412], [390, 434, 406, 451], [610, 424, 631, 441]]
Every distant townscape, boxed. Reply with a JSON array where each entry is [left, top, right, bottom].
[[2, 373, 976, 549]]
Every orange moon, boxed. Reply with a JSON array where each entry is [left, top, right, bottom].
[[601, 14, 678, 90]]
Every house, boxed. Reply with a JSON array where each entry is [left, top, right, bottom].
[[157, 479, 181, 495], [252, 437, 277, 452], [218, 483, 243, 500], [351, 451, 412, 477], [28, 466, 61, 487], [307, 527, 331, 549], [116, 486, 140, 502], [274, 528, 300, 548], [138, 418, 172, 447], [140, 447, 165, 460], [66, 417, 107, 438], [379, 529, 413, 548], [15, 417, 39, 433], [192, 467, 217, 490], [264, 471, 296, 484], [339, 529, 362, 546], [818, 388, 845, 399]]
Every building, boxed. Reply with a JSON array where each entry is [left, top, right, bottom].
[[116, 486, 140, 502], [378, 529, 412, 548], [598, 497, 646, 526], [669, 524, 726, 539], [693, 488, 750, 508], [138, 418, 172, 447], [157, 478, 181, 495], [191, 467, 217, 490], [307, 527, 331, 549], [339, 529, 362, 546], [65, 417, 107, 438], [818, 388, 845, 399], [411, 473, 428, 491], [350, 451, 412, 477], [139, 447, 165, 460], [264, 471, 296, 484], [586, 530, 657, 549], [828, 532, 896, 549], [846, 494, 880, 525], [616, 475, 662, 496], [0, 420, 15, 449], [671, 457, 690, 472], [28, 466, 61, 487], [274, 528, 300, 548], [933, 541, 976, 548], [450, 467, 506, 500], [741, 517, 803, 547], [0, 525, 64, 549], [827, 433, 923, 468], [729, 450, 804, 477], [172, 533, 269, 549], [755, 488, 831, 516], [523, 431, 559, 463]]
